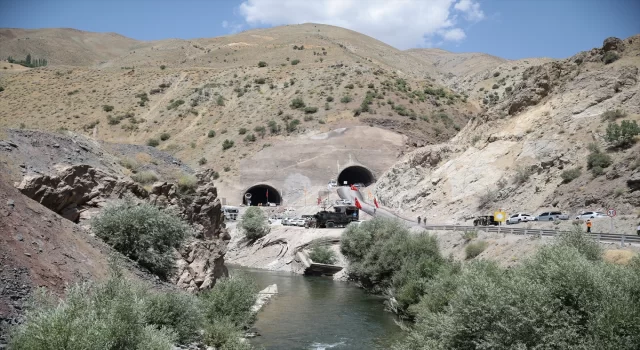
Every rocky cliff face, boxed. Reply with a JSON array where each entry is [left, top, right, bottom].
[[374, 36, 640, 224], [15, 164, 230, 291]]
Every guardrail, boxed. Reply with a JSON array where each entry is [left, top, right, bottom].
[[423, 225, 640, 244]]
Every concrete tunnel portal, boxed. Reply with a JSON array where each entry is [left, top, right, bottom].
[[243, 184, 282, 206], [337, 165, 375, 187]]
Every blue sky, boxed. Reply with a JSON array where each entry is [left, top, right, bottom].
[[1, 0, 638, 59]]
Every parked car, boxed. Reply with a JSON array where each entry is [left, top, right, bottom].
[[282, 218, 292, 226], [536, 211, 569, 221], [507, 213, 535, 224], [575, 211, 608, 220], [294, 218, 306, 227]]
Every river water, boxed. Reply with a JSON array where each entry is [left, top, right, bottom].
[[231, 267, 402, 350]]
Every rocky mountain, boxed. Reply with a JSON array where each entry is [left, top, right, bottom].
[[0, 24, 476, 187], [375, 35, 640, 226]]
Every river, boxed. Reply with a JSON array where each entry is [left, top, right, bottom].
[[231, 267, 402, 350]]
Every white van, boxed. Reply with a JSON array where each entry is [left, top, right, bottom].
[[222, 206, 239, 220]]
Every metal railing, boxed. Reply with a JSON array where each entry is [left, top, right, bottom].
[[422, 225, 640, 244]]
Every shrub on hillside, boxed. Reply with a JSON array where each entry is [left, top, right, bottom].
[[222, 139, 234, 150], [477, 187, 498, 209], [8, 269, 179, 349], [160, 65, 167, 70], [513, 165, 535, 184], [345, 83, 354, 89], [561, 167, 582, 183], [291, 59, 300, 65], [461, 230, 478, 242], [240, 207, 269, 241], [394, 231, 639, 350], [177, 174, 197, 194], [290, 97, 305, 109], [587, 144, 612, 176], [326, 96, 334, 102], [304, 106, 318, 114], [92, 201, 190, 279], [144, 289, 204, 343], [605, 120, 640, 147], [603, 51, 619, 64], [147, 138, 160, 147], [286, 119, 300, 133], [131, 171, 158, 184], [207, 130, 216, 138], [254, 126, 266, 137], [198, 157, 207, 165], [102, 105, 114, 112], [340, 218, 446, 314], [216, 95, 225, 106], [238, 127, 247, 135], [465, 240, 488, 259], [601, 109, 626, 121], [160, 132, 171, 141], [308, 244, 336, 264], [340, 95, 352, 103], [268, 120, 281, 134], [243, 133, 256, 143], [257, 61, 267, 67]]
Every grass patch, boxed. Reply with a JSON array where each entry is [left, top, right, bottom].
[[465, 240, 488, 259], [131, 171, 158, 184], [177, 174, 198, 194]]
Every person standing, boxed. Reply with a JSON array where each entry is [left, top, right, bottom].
[[418, 216, 421, 225], [586, 219, 592, 233], [637, 222, 640, 236]]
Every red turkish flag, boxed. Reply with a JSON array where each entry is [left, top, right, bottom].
[[350, 184, 357, 191], [373, 197, 379, 208], [354, 197, 362, 209]]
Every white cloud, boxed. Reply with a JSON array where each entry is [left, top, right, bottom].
[[454, 0, 485, 22], [221, 20, 244, 34], [237, 0, 485, 49], [440, 28, 466, 41]]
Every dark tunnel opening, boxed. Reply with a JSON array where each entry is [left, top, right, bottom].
[[337, 166, 375, 187], [243, 184, 282, 206]]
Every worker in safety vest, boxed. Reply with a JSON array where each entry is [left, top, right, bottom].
[[586, 219, 592, 233]]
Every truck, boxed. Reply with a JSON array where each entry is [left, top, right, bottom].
[[306, 210, 356, 228], [473, 215, 499, 226], [222, 206, 239, 221]]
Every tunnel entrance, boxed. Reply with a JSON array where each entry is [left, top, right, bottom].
[[337, 165, 375, 186], [243, 184, 282, 206]]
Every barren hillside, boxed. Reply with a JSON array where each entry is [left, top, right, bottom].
[[375, 35, 640, 229], [0, 24, 476, 181]]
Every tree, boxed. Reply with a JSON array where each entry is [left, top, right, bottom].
[[240, 207, 269, 240], [605, 120, 640, 147], [25, 53, 31, 66]]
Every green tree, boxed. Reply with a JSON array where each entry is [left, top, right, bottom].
[[91, 201, 190, 279], [240, 207, 269, 240], [605, 120, 640, 147]]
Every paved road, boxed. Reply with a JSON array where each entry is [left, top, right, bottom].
[[335, 186, 640, 244]]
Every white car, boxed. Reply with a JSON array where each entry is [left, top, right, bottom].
[[507, 213, 535, 224], [575, 211, 607, 220], [293, 218, 306, 227]]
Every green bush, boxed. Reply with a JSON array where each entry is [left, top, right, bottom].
[[340, 95, 352, 103], [240, 207, 269, 241], [561, 167, 582, 183], [243, 133, 256, 143], [177, 174, 198, 194], [160, 132, 170, 141], [513, 165, 535, 184], [285, 119, 300, 133], [309, 244, 336, 264], [326, 96, 334, 102], [119, 157, 139, 171], [605, 120, 640, 147], [92, 201, 189, 279], [603, 51, 619, 64], [601, 109, 626, 121], [291, 59, 300, 65], [290, 97, 305, 109], [167, 99, 184, 110], [160, 65, 167, 70], [254, 78, 265, 84], [102, 105, 114, 112], [464, 240, 488, 259], [204, 274, 257, 321], [340, 218, 446, 314], [587, 145, 612, 175], [208, 130, 216, 138], [345, 83, 354, 89], [492, 84, 499, 89], [304, 106, 318, 114], [394, 231, 639, 350], [254, 126, 266, 137], [461, 230, 478, 242], [257, 61, 267, 67], [147, 138, 160, 147], [8, 269, 179, 350], [131, 171, 159, 184], [216, 95, 225, 106], [198, 157, 207, 165], [268, 120, 280, 134], [144, 290, 204, 343], [222, 139, 234, 150], [238, 127, 247, 135]]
